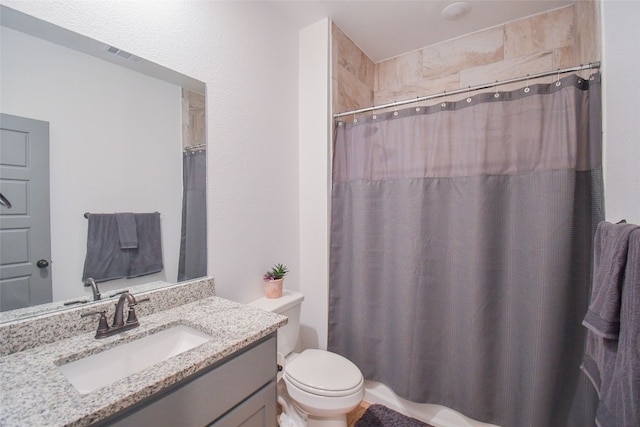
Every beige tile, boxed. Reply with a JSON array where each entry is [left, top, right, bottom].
[[504, 5, 574, 59], [332, 24, 340, 83], [504, 13, 535, 58], [332, 23, 375, 89], [553, 46, 577, 70], [375, 49, 423, 93], [332, 77, 342, 114], [332, 22, 375, 114], [420, 26, 504, 78], [574, 0, 601, 65], [460, 51, 554, 89], [334, 64, 374, 114], [374, 73, 460, 107], [373, 85, 424, 108], [182, 89, 205, 148]]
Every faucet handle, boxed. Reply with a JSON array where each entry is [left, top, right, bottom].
[[126, 297, 150, 325], [81, 310, 111, 338]]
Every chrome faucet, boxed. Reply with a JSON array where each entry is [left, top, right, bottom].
[[84, 278, 101, 301], [81, 291, 149, 339]]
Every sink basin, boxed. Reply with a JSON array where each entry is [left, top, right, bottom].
[[58, 324, 212, 394]]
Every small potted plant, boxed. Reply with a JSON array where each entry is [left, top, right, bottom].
[[263, 263, 288, 299]]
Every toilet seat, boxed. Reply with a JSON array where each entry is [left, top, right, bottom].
[[284, 349, 364, 397]]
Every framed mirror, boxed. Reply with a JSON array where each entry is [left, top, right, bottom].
[[0, 6, 207, 322]]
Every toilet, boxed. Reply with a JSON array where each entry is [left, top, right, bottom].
[[248, 290, 364, 427]]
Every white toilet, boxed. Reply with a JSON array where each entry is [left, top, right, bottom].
[[248, 290, 364, 427]]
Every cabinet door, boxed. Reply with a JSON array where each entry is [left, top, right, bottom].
[[101, 335, 276, 427], [210, 382, 276, 427]]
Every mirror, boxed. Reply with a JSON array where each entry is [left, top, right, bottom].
[[0, 6, 206, 322]]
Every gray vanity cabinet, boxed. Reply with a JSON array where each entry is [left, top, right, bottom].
[[100, 334, 277, 427]]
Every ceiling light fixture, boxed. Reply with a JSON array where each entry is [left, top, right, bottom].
[[441, 2, 472, 21]]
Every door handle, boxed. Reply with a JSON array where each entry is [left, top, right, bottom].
[[0, 193, 11, 208], [37, 259, 50, 269]]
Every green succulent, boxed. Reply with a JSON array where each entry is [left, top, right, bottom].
[[263, 263, 288, 281]]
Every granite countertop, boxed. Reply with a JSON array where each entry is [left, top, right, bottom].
[[0, 296, 287, 427]]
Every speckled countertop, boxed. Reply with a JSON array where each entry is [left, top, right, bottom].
[[0, 296, 287, 427]]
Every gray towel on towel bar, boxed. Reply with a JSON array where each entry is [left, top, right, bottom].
[[581, 222, 640, 427], [128, 212, 163, 278], [82, 212, 163, 283], [115, 212, 138, 249], [82, 214, 132, 283]]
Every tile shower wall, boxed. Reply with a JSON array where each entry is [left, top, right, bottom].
[[332, 1, 601, 114], [332, 24, 375, 115], [182, 89, 206, 149]]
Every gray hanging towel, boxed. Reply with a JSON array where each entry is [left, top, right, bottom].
[[582, 221, 637, 390], [581, 222, 640, 427], [115, 212, 138, 249], [82, 214, 131, 283], [583, 221, 639, 340], [597, 229, 640, 427], [581, 224, 640, 427], [128, 212, 163, 278]]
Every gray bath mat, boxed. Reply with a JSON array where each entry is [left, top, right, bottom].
[[355, 404, 436, 427]]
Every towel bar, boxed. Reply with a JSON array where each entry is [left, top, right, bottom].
[[84, 211, 160, 219]]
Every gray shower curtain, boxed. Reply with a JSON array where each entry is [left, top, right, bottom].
[[178, 149, 207, 281], [328, 74, 603, 427]]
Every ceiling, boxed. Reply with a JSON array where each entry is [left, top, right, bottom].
[[268, 0, 573, 63]]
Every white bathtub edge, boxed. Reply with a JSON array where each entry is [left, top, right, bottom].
[[363, 381, 500, 427]]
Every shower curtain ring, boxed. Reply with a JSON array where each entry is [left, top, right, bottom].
[[466, 86, 472, 103], [555, 69, 562, 87], [441, 91, 447, 108], [524, 75, 530, 93], [494, 81, 500, 98]]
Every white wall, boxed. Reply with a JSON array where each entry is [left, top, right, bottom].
[[298, 19, 331, 350], [0, 1, 301, 303], [1, 26, 182, 300], [601, 0, 640, 225]]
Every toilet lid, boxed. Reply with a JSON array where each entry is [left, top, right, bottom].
[[284, 349, 363, 397]]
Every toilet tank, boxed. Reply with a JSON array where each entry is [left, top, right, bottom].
[[248, 290, 304, 357]]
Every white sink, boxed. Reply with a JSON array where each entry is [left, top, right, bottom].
[[58, 324, 212, 394]]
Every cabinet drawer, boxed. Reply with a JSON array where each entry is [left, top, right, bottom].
[[103, 334, 276, 426]]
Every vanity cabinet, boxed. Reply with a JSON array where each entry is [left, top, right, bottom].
[[99, 334, 277, 427]]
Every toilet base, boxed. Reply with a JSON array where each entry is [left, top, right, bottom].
[[278, 380, 358, 427]]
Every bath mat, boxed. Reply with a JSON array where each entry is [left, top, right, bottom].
[[355, 404, 435, 427]]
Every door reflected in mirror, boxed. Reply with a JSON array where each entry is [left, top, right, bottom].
[[0, 114, 52, 310]]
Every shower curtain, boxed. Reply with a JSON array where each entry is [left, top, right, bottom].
[[328, 74, 603, 427], [178, 149, 207, 281]]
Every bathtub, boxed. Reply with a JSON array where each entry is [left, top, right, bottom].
[[363, 381, 500, 427]]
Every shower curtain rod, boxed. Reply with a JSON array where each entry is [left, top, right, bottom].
[[333, 61, 601, 118]]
